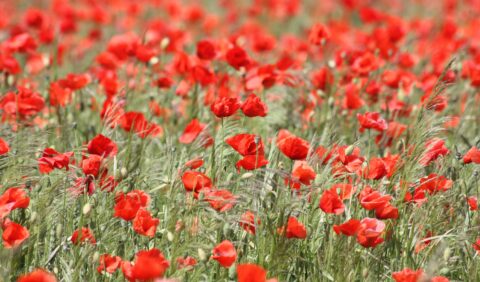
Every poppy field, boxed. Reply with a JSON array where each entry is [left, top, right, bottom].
[[1, 0, 480, 281]]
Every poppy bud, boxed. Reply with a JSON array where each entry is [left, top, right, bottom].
[[30, 211, 37, 223], [56, 224, 63, 238], [120, 167, 128, 178], [83, 203, 92, 215], [198, 248, 207, 261], [160, 37, 170, 49], [93, 251, 100, 262], [443, 247, 451, 261], [167, 231, 174, 241]]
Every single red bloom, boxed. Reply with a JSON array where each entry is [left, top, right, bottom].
[[333, 219, 361, 236], [311, 67, 333, 91], [88, 134, 118, 157], [463, 147, 480, 164], [363, 157, 388, 180], [356, 218, 385, 248], [210, 97, 241, 118], [0, 187, 30, 219], [181, 171, 212, 192], [241, 93, 268, 117], [392, 268, 424, 282], [176, 256, 197, 270], [359, 187, 392, 211], [2, 220, 29, 248], [467, 196, 478, 211], [180, 119, 207, 144], [184, 157, 204, 169], [226, 134, 264, 156], [284, 216, 307, 239], [124, 249, 170, 281], [420, 138, 449, 166], [97, 254, 122, 274], [276, 130, 310, 160], [204, 189, 237, 212], [71, 227, 96, 245], [288, 161, 316, 189], [17, 269, 57, 282], [212, 240, 237, 267], [237, 264, 267, 282], [0, 138, 9, 155], [49, 82, 72, 107], [473, 238, 480, 253], [417, 174, 453, 194], [38, 148, 73, 174], [133, 208, 159, 238], [196, 40, 216, 60], [81, 154, 103, 178], [331, 183, 356, 200], [226, 46, 249, 70], [357, 112, 388, 133], [236, 154, 269, 171], [114, 191, 148, 221], [308, 23, 330, 45], [240, 210, 260, 235], [319, 189, 345, 215]]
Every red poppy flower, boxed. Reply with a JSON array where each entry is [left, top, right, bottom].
[[357, 112, 388, 133], [467, 196, 478, 211], [319, 189, 345, 215], [241, 93, 268, 117], [343, 83, 364, 110], [287, 161, 316, 189], [204, 189, 237, 212], [58, 73, 91, 90], [363, 158, 388, 180], [49, 82, 72, 107], [333, 219, 361, 236], [276, 130, 310, 160], [184, 157, 204, 169], [81, 154, 103, 178], [240, 210, 260, 235], [417, 174, 453, 194], [284, 216, 307, 239], [87, 134, 118, 157], [236, 154, 269, 171], [179, 119, 207, 144], [237, 264, 267, 282], [420, 138, 449, 166], [133, 208, 159, 238], [431, 277, 449, 282], [308, 23, 330, 45], [331, 183, 356, 200], [356, 218, 385, 248], [181, 171, 212, 192], [473, 238, 480, 253], [226, 134, 265, 156], [226, 46, 249, 70], [392, 268, 424, 282], [114, 191, 149, 221], [98, 254, 122, 274], [38, 148, 73, 174], [0, 87, 45, 120], [359, 187, 392, 211], [176, 256, 197, 270], [212, 240, 237, 267], [17, 269, 57, 282], [311, 68, 334, 91], [123, 249, 170, 281], [0, 187, 30, 219], [2, 220, 29, 248], [463, 146, 480, 164], [71, 227, 96, 245], [0, 138, 9, 155], [210, 97, 241, 118], [196, 40, 216, 60]]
